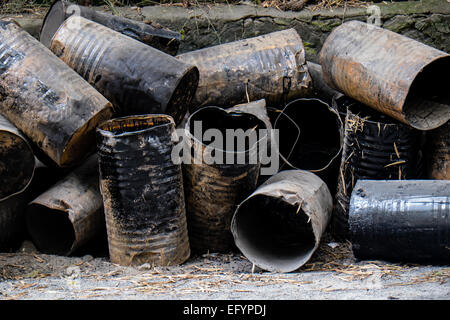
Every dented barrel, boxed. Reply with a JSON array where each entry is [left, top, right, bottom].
[[26, 155, 104, 256], [0, 115, 35, 201], [349, 180, 450, 263], [0, 20, 114, 167], [97, 115, 190, 266], [177, 29, 312, 111], [426, 121, 449, 180], [231, 170, 332, 272], [333, 101, 423, 240], [320, 21, 450, 130], [183, 106, 267, 253]]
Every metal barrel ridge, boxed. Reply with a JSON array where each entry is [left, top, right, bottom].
[[231, 170, 332, 273], [50, 16, 198, 124], [183, 106, 267, 253], [0, 20, 114, 168], [40, 0, 181, 55], [320, 20, 450, 130], [333, 101, 423, 240], [426, 121, 449, 180], [0, 115, 35, 201], [349, 180, 450, 263], [176, 29, 312, 111], [26, 155, 104, 256], [97, 115, 190, 266]]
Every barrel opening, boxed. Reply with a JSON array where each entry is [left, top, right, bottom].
[[98, 114, 173, 136], [403, 56, 450, 130], [272, 99, 342, 171], [234, 194, 316, 272], [40, 0, 66, 48], [26, 204, 76, 255]]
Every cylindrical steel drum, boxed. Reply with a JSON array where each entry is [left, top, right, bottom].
[[49, 16, 199, 124], [40, 0, 181, 55], [183, 106, 267, 253], [426, 121, 449, 180], [97, 115, 190, 266], [26, 155, 104, 255], [176, 29, 312, 111], [349, 179, 450, 263], [320, 21, 450, 130], [333, 101, 423, 240], [0, 20, 114, 167], [231, 170, 332, 272]]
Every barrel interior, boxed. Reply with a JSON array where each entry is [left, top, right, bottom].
[[0, 131, 35, 199], [234, 194, 316, 272], [40, 0, 66, 48], [403, 56, 450, 130], [98, 115, 173, 135], [26, 204, 76, 255]]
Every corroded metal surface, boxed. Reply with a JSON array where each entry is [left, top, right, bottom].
[[320, 21, 450, 130], [50, 16, 198, 124], [183, 106, 266, 253], [333, 101, 423, 240], [177, 29, 312, 111], [0, 20, 114, 167], [231, 170, 332, 272], [426, 121, 449, 180], [26, 155, 104, 255], [97, 115, 190, 266], [0, 115, 35, 201], [40, 0, 180, 55], [349, 180, 450, 263]]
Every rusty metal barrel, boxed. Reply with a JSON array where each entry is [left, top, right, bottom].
[[40, 0, 180, 56], [349, 180, 450, 263], [183, 106, 267, 253], [49, 16, 199, 124], [0, 115, 35, 201], [97, 115, 190, 266], [426, 121, 449, 180], [26, 155, 104, 255], [176, 29, 312, 111], [0, 20, 114, 167], [320, 20, 450, 130], [333, 101, 424, 240], [231, 170, 332, 272]]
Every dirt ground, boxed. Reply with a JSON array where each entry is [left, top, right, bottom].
[[1, 235, 448, 300]]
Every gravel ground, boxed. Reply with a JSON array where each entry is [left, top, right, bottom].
[[1, 237, 448, 300]]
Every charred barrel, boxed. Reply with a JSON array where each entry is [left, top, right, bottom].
[[26, 155, 104, 256], [183, 106, 267, 253], [349, 180, 450, 263], [231, 170, 332, 272], [320, 21, 450, 130], [97, 115, 190, 266], [49, 16, 199, 124], [426, 121, 449, 180], [270, 98, 343, 193], [176, 29, 312, 111], [333, 101, 423, 240], [306, 61, 342, 105], [40, 0, 180, 55], [0, 20, 114, 167], [0, 115, 35, 201]]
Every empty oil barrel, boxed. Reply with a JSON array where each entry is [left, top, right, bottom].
[[49, 16, 198, 124], [231, 170, 332, 272], [183, 106, 267, 253], [0, 115, 35, 201], [0, 20, 114, 167], [97, 115, 190, 266], [26, 155, 104, 256], [176, 29, 312, 111], [426, 121, 449, 180], [349, 179, 450, 263], [40, 0, 180, 55], [270, 98, 343, 194], [320, 21, 450, 130], [333, 101, 423, 240]]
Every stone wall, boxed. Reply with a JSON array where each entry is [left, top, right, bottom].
[[5, 0, 449, 62]]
